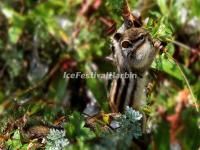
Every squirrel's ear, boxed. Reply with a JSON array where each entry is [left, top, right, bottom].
[[113, 33, 122, 41]]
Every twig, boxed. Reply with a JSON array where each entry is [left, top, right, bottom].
[[166, 38, 200, 57], [122, 0, 131, 20], [167, 38, 191, 50], [165, 52, 199, 112], [6, 62, 60, 102], [122, 0, 142, 28], [166, 39, 200, 56]]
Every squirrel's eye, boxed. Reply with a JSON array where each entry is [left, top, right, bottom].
[[121, 41, 133, 48], [138, 36, 144, 40]]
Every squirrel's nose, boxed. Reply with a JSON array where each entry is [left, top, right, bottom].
[[121, 40, 133, 48]]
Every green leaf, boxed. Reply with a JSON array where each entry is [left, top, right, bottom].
[[154, 122, 170, 150], [193, 81, 200, 101], [48, 75, 68, 102], [2, 6, 25, 44], [152, 54, 195, 82], [180, 108, 200, 149], [20, 144, 29, 150], [64, 112, 95, 140], [0, 91, 4, 103], [12, 130, 21, 140], [86, 77, 108, 111], [106, 0, 124, 13], [191, 0, 200, 17], [6, 130, 23, 149], [8, 23, 23, 44], [27, 101, 46, 116], [1, 50, 23, 77], [156, 0, 168, 16], [146, 12, 173, 41], [1, 6, 15, 18], [55, 77, 68, 101]]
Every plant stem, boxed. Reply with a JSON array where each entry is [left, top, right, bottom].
[[6, 62, 60, 102], [166, 38, 191, 50], [165, 52, 199, 112]]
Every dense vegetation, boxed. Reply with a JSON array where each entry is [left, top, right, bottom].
[[0, 0, 200, 149]]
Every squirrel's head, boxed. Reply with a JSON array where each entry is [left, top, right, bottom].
[[112, 27, 157, 74]]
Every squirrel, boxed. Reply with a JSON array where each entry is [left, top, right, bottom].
[[109, 26, 158, 112]]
